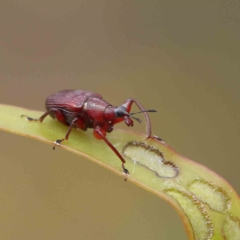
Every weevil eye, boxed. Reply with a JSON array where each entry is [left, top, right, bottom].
[[114, 106, 128, 118]]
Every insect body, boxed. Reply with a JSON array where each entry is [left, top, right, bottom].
[[22, 90, 156, 176]]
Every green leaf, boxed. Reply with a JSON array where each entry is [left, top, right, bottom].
[[0, 104, 240, 240]]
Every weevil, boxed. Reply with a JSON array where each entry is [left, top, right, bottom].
[[21, 90, 156, 176]]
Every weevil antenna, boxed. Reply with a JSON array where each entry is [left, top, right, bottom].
[[129, 109, 157, 116], [128, 109, 157, 124], [131, 116, 142, 123]]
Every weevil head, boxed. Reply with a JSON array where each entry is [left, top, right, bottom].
[[114, 106, 129, 118], [111, 98, 157, 138], [105, 105, 156, 128], [116, 106, 158, 128], [104, 105, 134, 127], [113, 105, 134, 127]]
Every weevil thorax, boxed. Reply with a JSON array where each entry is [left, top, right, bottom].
[[84, 97, 110, 124], [103, 106, 119, 121]]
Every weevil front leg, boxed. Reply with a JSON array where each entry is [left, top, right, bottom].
[[94, 126, 130, 179], [53, 118, 77, 150], [121, 98, 152, 139]]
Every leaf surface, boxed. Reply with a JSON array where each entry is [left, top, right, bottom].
[[0, 104, 239, 240]]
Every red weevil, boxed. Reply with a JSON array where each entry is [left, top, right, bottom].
[[21, 90, 156, 175]]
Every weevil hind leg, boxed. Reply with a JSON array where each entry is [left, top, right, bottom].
[[21, 109, 57, 122], [21, 115, 40, 121]]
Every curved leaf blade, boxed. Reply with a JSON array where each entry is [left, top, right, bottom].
[[0, 104, 239, 240]]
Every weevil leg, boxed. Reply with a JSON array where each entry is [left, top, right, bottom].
[[53, 118, 77, 150], [151, 135, 164, 142], [121, 98, 152, 139], [21, 108, 57, 122], [94, 126, 130, 179]]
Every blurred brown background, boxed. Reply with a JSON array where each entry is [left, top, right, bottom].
[[0, 1, 239, 239]]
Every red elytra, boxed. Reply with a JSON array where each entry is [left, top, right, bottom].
[[21, 90, 156, 176]]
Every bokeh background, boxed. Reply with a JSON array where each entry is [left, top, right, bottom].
[[0, 1, 240, 239]]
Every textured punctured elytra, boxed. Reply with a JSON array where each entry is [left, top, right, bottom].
[[164, 186, 214, 240], [122, 141, 179, 178], [188, 179, 231, 213]]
